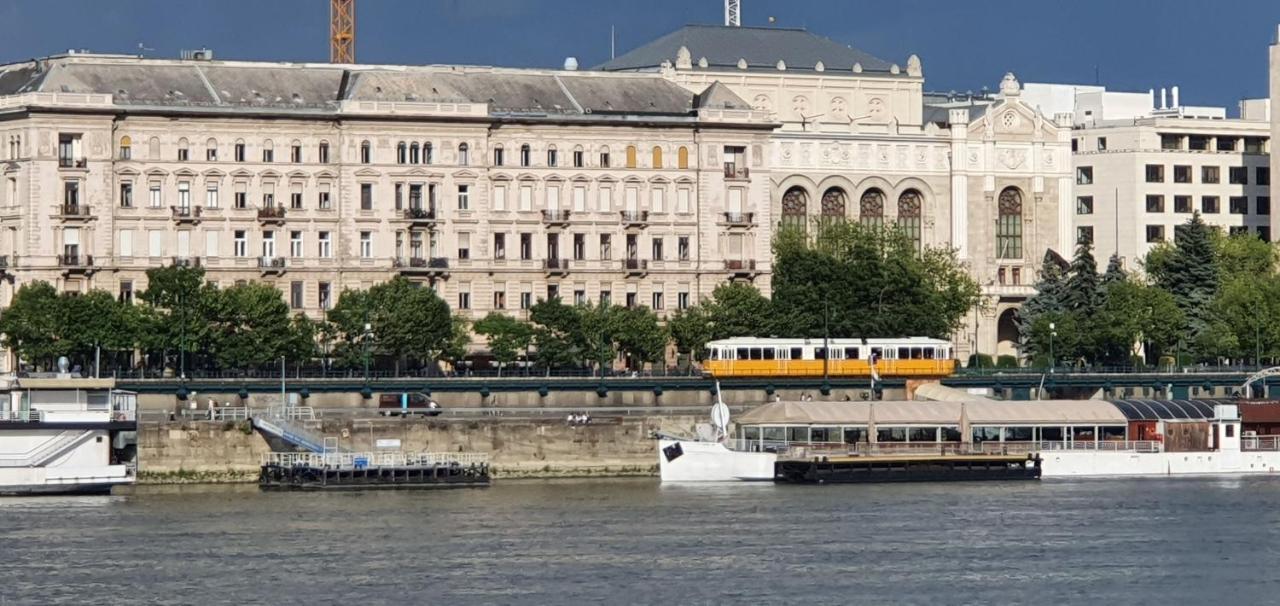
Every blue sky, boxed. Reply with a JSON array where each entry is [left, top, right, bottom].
[[1, 0, 1277, 112]]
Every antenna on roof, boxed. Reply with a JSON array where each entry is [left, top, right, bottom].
[[136, 42, 155, 58], [725, 0, 741, 27], [610, 25, 615, 60]]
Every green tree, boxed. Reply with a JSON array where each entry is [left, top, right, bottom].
[[1100, 253, 1127, 289], [1092, 280, 1184, 365], [529, 297, 587, 370], [137, 265, 217, 371], [1016, 251, 1069, 358], [1144, 213, 1220, 359], [1062, 241, 1101, 314], [706, 282, 774, 339], [668, 305, 713, 361], [207, 282, 312, 369], [327, 277, 453, 371], [0, 281, 68, 368], [474, 312, 534, 374], [608, 304, 668, 369]]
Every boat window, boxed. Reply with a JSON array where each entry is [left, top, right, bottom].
[[813, 347, 827, 360], [762, 348, 776, 360], [940, 427, 962, 442], [736, 348, 749, 360], [876, 427, 907, 442], [790, 347, 803, 360], [811, 427, 837, 443], [786, 426, 809, 443], [843, 427, 868, 444], [908, 427, 937, 442], [1003, 426, 1033, 442], [1038, 426, 1064, 442], [762, 426, 784, 442], [844, 347, 859, 359], [972, 426, 1002, 443], [1101, 426, 1127, 441], [1071, 426, 1097, 442], [743, 426, 760, 441]]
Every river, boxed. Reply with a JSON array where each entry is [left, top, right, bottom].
[[3, 477, 1280, 605]]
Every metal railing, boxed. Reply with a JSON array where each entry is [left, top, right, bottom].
[[723, 163, 749, 179], [0, 409, 41, 422], [257, 206, 287, 220], [543, 258, 569, 272], [171, 256, 201, 268], [172, 205, 202, 220], [258, 256, 286, 269], [143, 405, 752, 423], [541, 209, 571, 223], [57, 254, 93, 267], [262, 451, 489, 469], [723, 211, 755, 225], [58, 157, 87, 169], [725, 259, 756, 272], [736, 439, 1164, 458], [60, 203, 91, 216], [956, 363, 1270, 376], [620, 210, 649, 224], [1242, 435, 1280, 451], [403, 207, 436, 221], [623, 259, 648, 272]]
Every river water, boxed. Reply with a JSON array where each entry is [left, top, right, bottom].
[[4, 477, 1280, 605]]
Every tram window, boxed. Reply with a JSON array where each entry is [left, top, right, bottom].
[[762, 348, 776, 360], [972, 427, 1001, 443], [940, 427, 961, 442], [829, 348, 843, 360], [1004, 427, 1033, 442], [790, 347, 803, 360], [704, 348, 715, 361], [923, 348, 935, 360], [844, 347, 859, 359], [1039, 427, 1064, 442], [871, 347, 883, 359], [749, 348, 762, 360], [898, 347, 911, 359], [736, 348, 749, 360], [908, 427, 937, 442], [877, 427, 907, 442], [814, 347, 827, 360], [843, 428, 868, 444]]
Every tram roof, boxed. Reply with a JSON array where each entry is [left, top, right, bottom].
[[737, 399, 1127, 426], [706, 337, 950, 346]]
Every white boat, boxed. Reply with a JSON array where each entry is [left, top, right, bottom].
[[659, 398, 1280, 482], [0, 375, 138, 495]]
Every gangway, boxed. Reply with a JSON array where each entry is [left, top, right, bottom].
[[251, 407, 348, 454]]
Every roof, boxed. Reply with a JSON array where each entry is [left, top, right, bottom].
[[964, 401, 1127, 424], [1108, 399, 1222, 421], [737, 399, 1129, 426], [598, 24, 894, 74], [14, 377, 117, 390], [913, 383, 994, 402]]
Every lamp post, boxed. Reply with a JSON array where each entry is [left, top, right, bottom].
[[822, 299, 830, 385], [362, 321, 373, 385], [1049, 321, 1057, 374]]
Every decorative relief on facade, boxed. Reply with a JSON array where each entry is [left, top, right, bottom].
[[782, 187, 808, 215], [752, 94, 772, 113], [876, 145, 889, 166], [829, 96, 847, 122], [791, 95, 810, 118], [998, 148, 1027, 170], [867, 97, 886, 120], [1000, 111, 1020, 130]]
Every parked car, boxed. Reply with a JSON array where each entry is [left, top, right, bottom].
[[378, 392, 442, 417]]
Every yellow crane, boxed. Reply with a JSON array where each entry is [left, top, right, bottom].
[[330, 0, 355, 63]]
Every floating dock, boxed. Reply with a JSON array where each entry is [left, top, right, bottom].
[[774, 453, 1041, 484], [259, 452, 490, 490]]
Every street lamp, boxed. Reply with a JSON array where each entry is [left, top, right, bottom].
[[362, 321, 373, 384], [1049, 321, 1057, 373]]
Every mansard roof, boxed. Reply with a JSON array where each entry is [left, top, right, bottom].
[[597, 24, 894, 74]]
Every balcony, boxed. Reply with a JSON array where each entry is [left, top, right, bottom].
[[723, 163, 749, 180], [171, 256, 202, 268], [403, 207, 438, 227], [258, 256, 287, 274], [57, 203, 93, 220], [623, 258, 648, 275], [58, 157, 88, 169], [172, 205, 202, 223], [542, 209, 571, 226], [393, 256, 449, 276], [257, 206, 287, 224], [620, 210, 649, 227], [723, 211, 755, 227], [544, 258, 570, 275], [725, 259, 758, 277], [0, 255, 12, 277], [58, 254, 95, 274]]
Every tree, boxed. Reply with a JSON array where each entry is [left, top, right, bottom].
[[0, 282, 68, 368], [1092, 280, 1184, 365], [474, 312, 534, 374], [529, 297, 588, 370], [706, 282, 774, 339], [668, 305, 713, 361], [1062, 241, 1101, 314], [207, 282, 313, 369], [1144, 213, 1220, 359], [441, 316, 472, 373], [1101, 253, 1127, 289], [327, 277, 453, 371], [137, 265, 217, 371], [608, 304, 668, 369], [1016, 251, 1069, 358]]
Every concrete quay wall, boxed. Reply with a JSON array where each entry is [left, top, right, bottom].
[[137, 414, 704, 484]]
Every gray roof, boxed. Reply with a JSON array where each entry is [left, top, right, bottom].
[[598, 24, 893, 73], [0, 55, 712, 121]]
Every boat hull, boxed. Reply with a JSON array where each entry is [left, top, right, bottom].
[[658, 439, 775, 482], [1041, 450, 1280, 477]]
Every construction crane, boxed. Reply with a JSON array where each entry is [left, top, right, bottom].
[[330, 0, 355, 63]]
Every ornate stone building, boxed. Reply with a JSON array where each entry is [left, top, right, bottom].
[[603, 25, 1074, 359]]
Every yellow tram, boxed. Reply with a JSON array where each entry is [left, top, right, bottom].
[[701, 337, 956, 378]]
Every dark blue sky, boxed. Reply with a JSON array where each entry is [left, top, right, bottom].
[[1, 0, 1277, 112]]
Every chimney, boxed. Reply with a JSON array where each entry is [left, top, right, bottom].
[[1171, 85, 1180, 108], [1149, 88, 1155, 110], [563, 57, 579, 71], [1160, 87, 1167, 110]]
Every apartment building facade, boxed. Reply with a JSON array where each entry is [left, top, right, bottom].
[[0, 54, 775, 352], [1072, 117, 1271, 266]]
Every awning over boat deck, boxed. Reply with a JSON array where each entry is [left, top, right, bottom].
[[1109, 399, 1222, 420], [737, 401, 871, 425], [736, 399, 1129, 426], [913, 383, 994, 402], [965, 400, 1128, 425]]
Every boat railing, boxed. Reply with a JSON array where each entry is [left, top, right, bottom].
[[261, 451, 489, 469], [1241, 435, 1280, 451], [0, 409, 41, 422], [738, 439, 1166, 458]]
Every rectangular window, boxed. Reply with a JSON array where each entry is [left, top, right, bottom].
[[360, 231, 372, 258], [493, 290, 506, 310], [573, 233, 585, 260], [291, 145, 302, 163], [290, 281, 304, 309], [234, 190, 247, 209], [573, 186, 586, 212], [1076, 166, 1093, 185], [120, 183, 133, 208], [318, 143, 330, 164], [395, 183, 403, 211], [678, 236, 690, 260], [519, 233, 532, 260], [119, 229, 133, 257], [996, 211, 1022, 259], [1145, 164, 1164, 183], [290, 231, 303, 257], [458, 290, 471, 310], [206, 231, 219, 257], [547, 148, 558, 167], [519, 186, 532, 211], [261, 231, 276, 258], [1201, 196, 1220, 214], [318, 231, 331, 258], [598, 186, 611, 212], [599, 290, 611, 305], [1230, 196, 1248, 215], [205, 185, 219, 209], [573, 150, 584, 168], [458, 232, 471, 259], [517, 291, 533, 310], [493, 147, 505, 166], [234, 230, 247, 257], [457, 184, 470, 210], [494, 233, 506, 260], [1076, 196, 1093, 215], [318, 185, 332, 210], [1096, 137, 1107, 151], [1230, 166, 1248, 184], [291, 191, 303, 210], [1145, 195, 1164, 213], [1077, 226, 1094, 245], [177, 147, 189, 162], [1160, 135, 1181, 150], [319, 282, 332, 310], [1173, 165, 1191, 184], [206, 145, 219, 162], [651, 188, 664, 213], [1257, 196, 1271, 216], [574, 289, 586, 306], [599, 234, 611, 260], [119, 280, 134, 305], [677, 291, 690, 310], [1145, 225, 1165, 243], [1174, 195, 1192, 213], [652, 290, 664, 310], [678, 188, 691, 214], [625, 292, 637, 308], [1258, 167, 1270, 186], [1260, 226, 1272, 242], [1202, 166, 1220, 184], [176, 182, 191, 209], [148, 230, 163, 257], [149, 184, 162, 208], [262, 148, 274, 163], [234, 143, 246, 162], [493, 184, 507, 211], [361, 183, 373, 210], [600, 151, 611, 168], [651, 237, 664, 260]]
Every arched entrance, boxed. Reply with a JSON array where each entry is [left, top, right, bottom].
[[996, 308, 1020, 359]]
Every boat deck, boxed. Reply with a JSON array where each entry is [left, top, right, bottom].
[[775, 453, 1041, 484]]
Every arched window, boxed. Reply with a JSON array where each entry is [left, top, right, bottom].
[[781, 186, 808, 233], [262, 139, 274, 163], [177, 138, 189, 161], [821, 187, 847, 222], [424, 142, 433, 164], [997, 187, 1023, 259], [360, 140, 371, 164], [859, 188, 885, 228], [652, 146, 663, 169], [677, 146, 689, 169], [409, 142, 420, 164], [397, 142, 407, 164], [520, 144, 531, 167], [148, 137, 160, 160], [205, 138, 218, 161], [118, 136, 132, 160], [318, 140, 330, 163], [897, 190, 923, 250], [572, 144, 585, 168], [458, 142, 469, 166], [626, 145, 637, 168], [599, 146, 611, 168]]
